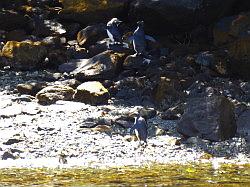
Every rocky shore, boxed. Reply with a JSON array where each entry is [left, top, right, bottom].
[[0, 0, 250, 168]]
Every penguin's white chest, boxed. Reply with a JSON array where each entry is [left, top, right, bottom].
[[107, 30, 114, 42], [135, 129, 140, 140]]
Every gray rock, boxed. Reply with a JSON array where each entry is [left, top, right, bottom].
[[196, 51, 214, 67], [114, 120, 134, 129], [177, 96, 236, 141], [3, 138, 24, 145], [2, 151, 16, 160], [139, 108, 157, 119], [58, 59, 87, 73], [72, 51, 125, 81], [237, 110, 250, 137]]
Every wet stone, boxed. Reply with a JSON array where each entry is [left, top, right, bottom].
[[1, 151, 16, 160]]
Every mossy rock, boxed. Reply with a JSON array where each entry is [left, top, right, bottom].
[[74, 81, 110, 105], [1, 41, 47, 70], [58, 0, 128, 24], [36, 85, 75, 105]]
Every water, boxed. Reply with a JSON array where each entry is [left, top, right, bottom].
[[1, 164, 250, 186]]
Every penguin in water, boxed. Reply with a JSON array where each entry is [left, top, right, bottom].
[[130, 115, 148, 146], [106, 18, 123, 45], [131, 21, 156, 57]]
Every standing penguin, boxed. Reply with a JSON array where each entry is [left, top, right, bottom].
[[132, 21, 146, 56], [130, 21, 156, 57], [130, 115, 148, 145], [106, 18, 123, 44]]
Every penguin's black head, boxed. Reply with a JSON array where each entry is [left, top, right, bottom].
[[137, 21, 144, 27]]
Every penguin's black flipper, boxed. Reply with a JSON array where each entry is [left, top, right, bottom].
[[127, 35, 134, 43], [145, 35, 156, 42]]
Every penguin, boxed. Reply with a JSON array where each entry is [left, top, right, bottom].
[[130, 115, 148, 145], [106, 18, 123, 44], [130, 21, 156, 57], [132, 21, 146, 56]]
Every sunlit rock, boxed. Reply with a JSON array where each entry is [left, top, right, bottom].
[[74, 81, 110, 105]]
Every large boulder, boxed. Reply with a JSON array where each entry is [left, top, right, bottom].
[[58, 59, 86, 73], [77, 24, 106, 47], [58, 0, 129, 24], [36, 85, 75, 105], [177, 96, 236, 141], [129, 0, 236, 34], [236, 109, 250, 137], [213, 12, 250, 79], [17, 82, 47, 96], [72, 50, 126, 81], [74, 81, 110, 105], [1, 41, 48, 70], [153, 77, 183, 110]]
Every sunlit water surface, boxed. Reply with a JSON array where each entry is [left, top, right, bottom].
[[1, 164, 250, 186]]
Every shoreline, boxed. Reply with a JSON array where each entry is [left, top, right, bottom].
[[0, 70, 249, 169]]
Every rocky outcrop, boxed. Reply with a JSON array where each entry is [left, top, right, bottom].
[[177, 96, 236, 141], [72, 50, 126, 81], [36, 85, 75, 104], [1, 41, 48, 70], [74, 81, 110, 105], [213, 12, 250, 79], [129, 0, 236, 34], [58, 0, 129, 24]]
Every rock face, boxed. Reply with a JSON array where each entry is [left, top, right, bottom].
[[1, 41, 47, 70], [72, 50, 126, 81], [74, 81, 110, 105], [77, 24, 106, 46], [213, 12, 250, 79], [177, 96, 236, 141], [36, 85, 75, 104], [58, 0, 129, 24], [237, 109, 250, 137], [129, 0, 236, 34]]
